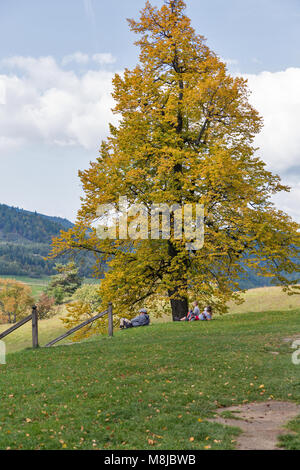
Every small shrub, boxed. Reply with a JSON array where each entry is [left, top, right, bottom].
[[36, 293, 55, 320], [46, 262, 82, 304], [62, 284, 102, 341], [0, 313, 8, 324]]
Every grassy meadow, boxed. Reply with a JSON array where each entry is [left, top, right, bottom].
[[0, 311, 67, 354], [1, 280, 299, 450], [227, 285, 300, 314], [0, 275, 50, 300], [0, 308, 300, 450], [0, 275, 99, 301], [1, 283, 300, 354]]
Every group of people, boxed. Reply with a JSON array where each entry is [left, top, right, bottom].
[[180, 301, 213, 322], [119, 302, 213, 330]]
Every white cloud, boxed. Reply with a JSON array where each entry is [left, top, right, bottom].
[[83, 0, 95, 25], [62, 52, 90, 66], [1, 58, 298, 170], [92, 53, 116, 65], [271, 181, 300, 223], [0, 78, 5, 104], [252, 57, 262, 65], [0, 57, 299, 220], [61, 52, 116, 67], [0, 55, 119, 151], [235, 67, 300, 221], [0, 136, 24, 151], [223, 58, 239, 66], [242, 68, 300, 172]]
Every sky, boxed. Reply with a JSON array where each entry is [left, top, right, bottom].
[[0, 0, 300, 222]]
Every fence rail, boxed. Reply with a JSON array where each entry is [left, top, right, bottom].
[[45, 303, 113, 347], [0, 303, 113, 350], [0, 306, 38, 348]]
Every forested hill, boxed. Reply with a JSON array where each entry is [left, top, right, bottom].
[[0, 204, 297, 287], [0, 204, 93, 278], [0, 204, 73, 243]]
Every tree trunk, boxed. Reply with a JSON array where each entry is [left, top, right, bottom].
[[168, 288, 189, 321], [167, 73, 187, 322], [167, 240, 189, 321]]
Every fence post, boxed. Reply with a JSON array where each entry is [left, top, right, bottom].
[[108, 302, 113, 337], [32, 305, 39, 349]]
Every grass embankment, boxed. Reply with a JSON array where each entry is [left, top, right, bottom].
[[0, 275, 99, 300], [228, 285, 300, 314], [0, 275, 100, 354], [1, 284, 300, 354], [0, 309, 299, 450], [0, 313, 67, 354]]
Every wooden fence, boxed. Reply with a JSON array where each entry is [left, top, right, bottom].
[[45, 303, 113, 347], [0, 303, 113, 349], [0, 306, 38, 348]]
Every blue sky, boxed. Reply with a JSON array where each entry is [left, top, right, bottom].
[[1, 0, 300, 73], [0, 0, 300, 221]]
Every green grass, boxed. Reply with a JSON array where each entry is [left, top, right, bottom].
[[0, 309, 300, 450], [0, 313, 67, 354], [0, 275, 98, 300], [228, 285, 300, 314]]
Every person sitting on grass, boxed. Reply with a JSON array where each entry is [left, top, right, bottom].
[[120, 308, 150, 329], [180, 301, 200, 322], [198, 305, 213, 321]]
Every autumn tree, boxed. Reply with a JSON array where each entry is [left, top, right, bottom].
[[46, 261, 82, 304], [36, 292, 55, 320], [50, 0, 299, 324], [0, 279, 34, 323], [62, 284, 103, 341], [71, 284, 102, 311]]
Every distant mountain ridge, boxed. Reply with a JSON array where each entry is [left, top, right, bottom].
[[0, 203, 297, 288], [0, 204, 93, 277], [0, 204, 73, 244], [12, 206, 73, 230]]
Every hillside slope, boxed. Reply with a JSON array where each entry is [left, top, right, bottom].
[[0, 203, 298, 287], [1, 310, 299, 450], [0, 204, 93, 277], [0, 204, 73, 243], [227, 284, 300, 314], [1, 284, 300, 354]]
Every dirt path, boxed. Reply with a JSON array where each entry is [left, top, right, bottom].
[[209, 401, 300, 450]]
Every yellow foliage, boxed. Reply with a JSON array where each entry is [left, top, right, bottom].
[[0, 279, 34, 322], [49, 0, 299, 333]]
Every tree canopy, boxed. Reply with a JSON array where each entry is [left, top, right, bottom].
[[0, 279, 34, 323], [46, 261, 82, 304], [50, 0, 299, 322]]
